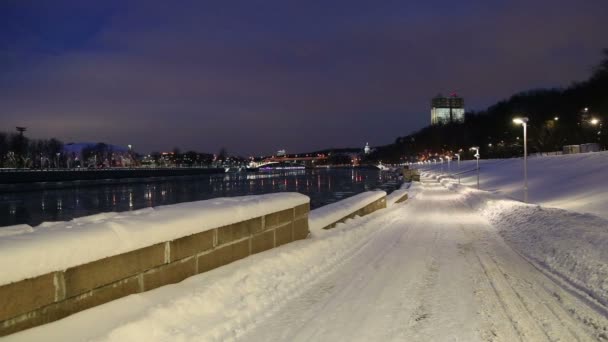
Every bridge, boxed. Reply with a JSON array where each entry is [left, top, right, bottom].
[[251, 155, 328, 168]]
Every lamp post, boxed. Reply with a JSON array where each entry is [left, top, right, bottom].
[[446, 155, 451, 174], [513, 117, 529, 203], [454, 153, 460, 183], [469, 147, 480, 189]]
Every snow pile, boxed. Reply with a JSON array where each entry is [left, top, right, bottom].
[[0, 193, 309, 285], [8, 203, 397, 342], [416, 151, 608, 219], [309, 190, 386, 232], [434, 175, 608, 306]]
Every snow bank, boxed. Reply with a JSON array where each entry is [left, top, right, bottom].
[[309, 190, 386, 232], [417, 151, 608, 219], [0, 193, 309, 285], [434, 175, 608, 306]]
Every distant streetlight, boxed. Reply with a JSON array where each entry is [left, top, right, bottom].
[[446, 155, 451, 174], [513, 117, 529, 203], [469, 147, 480, 189], [454, 153, 461, 183], [591, 118, 599, 125], [554, 116, 559, 121]]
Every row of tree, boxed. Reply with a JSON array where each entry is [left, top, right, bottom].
[[0, 132, 64, 168], [370, 49, 608, 163]]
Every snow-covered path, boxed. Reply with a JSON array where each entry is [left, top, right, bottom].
[[243, 178, 607, 341], [8, 177, 608, 341]]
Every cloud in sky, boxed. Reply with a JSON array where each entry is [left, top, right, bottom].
[[1, 0, 606, 155]]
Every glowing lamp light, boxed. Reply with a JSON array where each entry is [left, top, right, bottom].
[[513, 117, 529, 125], [591, 118, 599, 125]]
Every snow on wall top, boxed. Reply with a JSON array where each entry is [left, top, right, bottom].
[[0, 193, 309, 285], [309, 190, 386, 232]]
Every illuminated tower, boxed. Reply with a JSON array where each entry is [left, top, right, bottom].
[[431, 93, 465, 125]]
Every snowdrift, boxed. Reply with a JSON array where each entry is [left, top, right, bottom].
[[429, 173, 608, 307], [418, 151, 608, 220]]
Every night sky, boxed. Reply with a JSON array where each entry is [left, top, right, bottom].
[[1, 0, 607, 156]]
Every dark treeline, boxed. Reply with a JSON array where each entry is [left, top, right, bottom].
[[372, 49, 608, 163], [0, 131, 64, 168]]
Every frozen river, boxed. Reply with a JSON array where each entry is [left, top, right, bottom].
[[0, 168, 400, 228]]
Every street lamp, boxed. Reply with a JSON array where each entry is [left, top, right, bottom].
[[513, 117, 529, 203], [446, 155, 451, 174], [454, 153, 461, 183], [469, 147, 480, 189]]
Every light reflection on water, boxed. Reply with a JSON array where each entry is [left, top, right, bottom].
[[0, 169, 400, 228]]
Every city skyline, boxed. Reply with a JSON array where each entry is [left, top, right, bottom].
[[1, 0, 607, 155]]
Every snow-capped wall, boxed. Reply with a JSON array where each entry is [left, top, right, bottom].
[[0, 193, 309, 286], [0, 193, 310, 336], [386, 183, 410, 207], [309, 190, 387, 232]]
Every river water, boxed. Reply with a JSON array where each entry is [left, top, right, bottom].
[[0, 168, 401, 228]]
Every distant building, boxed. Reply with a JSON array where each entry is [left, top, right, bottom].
[[364, 143, 371, 154], [431, 93, 465, 125]]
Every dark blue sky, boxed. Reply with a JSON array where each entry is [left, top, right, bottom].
[[1, 0, 607, 155]]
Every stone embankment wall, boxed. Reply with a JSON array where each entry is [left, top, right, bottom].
[[402, 168, 420, 182], [320, 196, 387, 230], [0, 200, 309, 336]]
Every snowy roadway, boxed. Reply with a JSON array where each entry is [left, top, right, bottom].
[[243, 178, 607, 341], [8, 176, 608, 341]]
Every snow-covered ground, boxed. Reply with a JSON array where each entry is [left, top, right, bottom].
[[8, 176, 608, 341], [416, 151, 608, 220]]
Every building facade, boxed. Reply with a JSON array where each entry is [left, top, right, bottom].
[[431, 94, 465, 125]]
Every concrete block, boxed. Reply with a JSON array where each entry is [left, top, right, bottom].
[[293, 217, 309, 240], [264, 208, 294, 230], [64, 243, 165, 298], [0, 272, 56, 322], [143, 257, 196, 291], [251, 230, 275, 254], [294, 203, 310, 218], [197, 239, 250, 274], [275, 222, 294, 246], [67, 275, 140, 315], [0, 276, 140, 337], [170, 229, 215, 262], [396, 193, 408, 203], [217, 218, 261, 245]]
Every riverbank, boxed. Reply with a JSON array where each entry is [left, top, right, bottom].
[[0, 168, 226, 185]]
